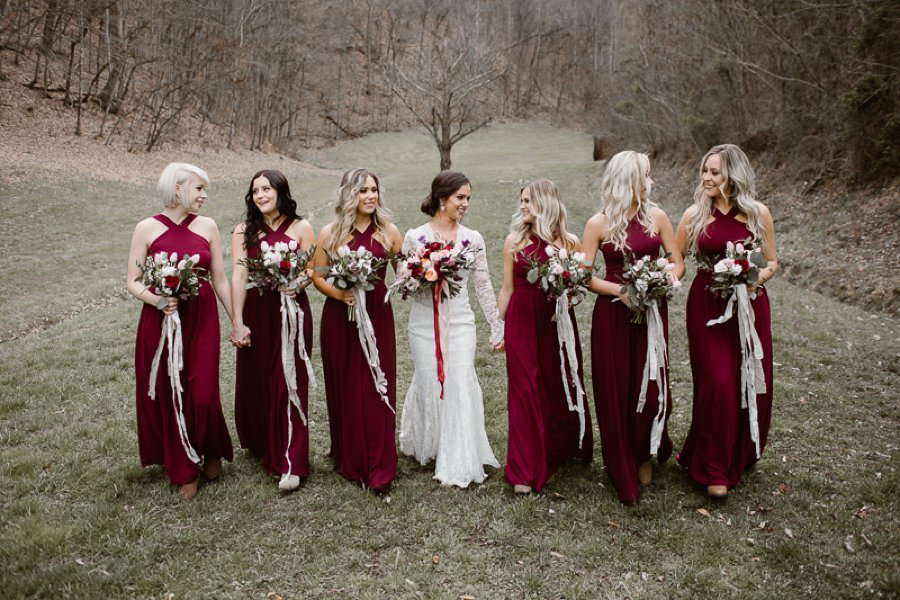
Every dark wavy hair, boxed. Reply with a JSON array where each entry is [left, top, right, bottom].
[[242, 169, 301, 249], [421, 170, 470, 216]]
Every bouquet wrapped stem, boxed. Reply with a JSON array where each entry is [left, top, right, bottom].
[[320, 246, 392, 411], [523, 244, 591, 447], [137, 251, 208, 465], [702, 239, 769, 458]]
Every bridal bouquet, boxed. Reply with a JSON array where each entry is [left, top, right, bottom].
[[136, 251, 209, 465], [386, 237, 476, 302], [617, 253, 682, 324], [387, 237, 478, 400], [320, 245, 385, 321], [241, 240, 314, 294], [706, 240, 768, 298], [138, 251, 207, 304], [524, 245, 592, 307], [523, 244, 591, 448]]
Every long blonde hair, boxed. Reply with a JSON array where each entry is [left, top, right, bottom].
[[685, 144, 766, 252], [599, 151, 658, 252], [510, 179, 579, 253], [325, 167, 393, 256]]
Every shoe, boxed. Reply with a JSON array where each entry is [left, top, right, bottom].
[[278, 474, 301, 491], [707, 485, 728, 498], [203, 458, 221, 481], [638, 461, 653, 486], [177, 478, 200, 500], [513, 484, 532, 494]]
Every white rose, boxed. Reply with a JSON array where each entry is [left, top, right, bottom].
[[552, 263, 565, 275], [288, 240, 298, 251], [338, 245, 350, 257], [735, 242, 744, 254], [558, 248, 568, 260], [544, 245, 557, 257], [634, 259, 645, 270], [726, 241, 735, 252], [657, 257, 668, 269], [177, 259, 187, 270], [261, 241, 270, 252], [161, 266, 176, 277], [713, 260, 728, 274], [730, 263, 743, 275], [573, 252, 586, 264], [169, 252, 178, 263]]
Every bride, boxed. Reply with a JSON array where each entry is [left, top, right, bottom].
[[399, 170, 505, 487]]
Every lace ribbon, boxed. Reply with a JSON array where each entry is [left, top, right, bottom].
[[706, 285, 766, 458], [351, 287, 393, 413], [148, 312, 201, 465], [636, 302, 669, 456], [555, 294, 586, 448], [279, 295, 317, 481]]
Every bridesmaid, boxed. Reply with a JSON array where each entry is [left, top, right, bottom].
[[311, 168, 403, 492], [231, 170, 316, 492], [126, 163, 235, 500], [676, 144, 777, 498], [497, 179, 594, 494], [582, 151, 685, 504]]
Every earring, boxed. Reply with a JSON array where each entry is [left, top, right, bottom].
[[440, 203, 445, 212]]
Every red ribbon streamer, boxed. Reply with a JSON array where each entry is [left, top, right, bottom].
[[432, 284, 445, 399]]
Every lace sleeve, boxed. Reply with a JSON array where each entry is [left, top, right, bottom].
[[469, 230, 504, 344], [402, 227, 420, 255]]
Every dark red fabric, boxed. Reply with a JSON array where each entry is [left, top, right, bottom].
[[677, 207, 774, 487], [320, 223, 397, 489], [504, 236, 593, 492], [234, 218, 312, 478], [591, 218, 673, 503], [134, 214, 233, 485]]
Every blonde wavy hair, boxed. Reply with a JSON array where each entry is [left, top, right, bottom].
[[685, 144, 766, 252], [510, 179, 579, 253], [599, 150, 658, 252], [325, 167, 393, 256]]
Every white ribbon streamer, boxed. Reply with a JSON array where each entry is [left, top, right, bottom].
[[279, 294, 318, 479], [706, 285, 767, 458], [148, 312, 201, 465], [555, 294, 586, 448], [352, 287, 393, 413], [636, 302, 669, 456]]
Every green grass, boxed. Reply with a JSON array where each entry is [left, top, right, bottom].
[[1, 123, 898, 599]]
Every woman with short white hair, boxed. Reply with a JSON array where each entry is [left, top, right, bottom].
[[126, 162, 236, 500]]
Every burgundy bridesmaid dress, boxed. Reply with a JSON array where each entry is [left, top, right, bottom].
[[678, 206, 773, 488], [320, 223, 397, 489], [134, 214, 234, 485], [591, 218, 673, 504], [504, 235, 593, 492], [234, 218, 312, 479]]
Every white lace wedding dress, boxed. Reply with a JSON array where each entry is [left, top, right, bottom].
[[398, 223, 504, 487]]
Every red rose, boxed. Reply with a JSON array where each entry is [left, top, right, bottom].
[[735, 259, 750, 272], [164, 275, 180, 289], [429, 241, 442, 251], [279, 259, 292, 273], [562, 270, 572, 279]]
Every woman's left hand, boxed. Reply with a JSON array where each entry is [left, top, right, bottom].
[[491, 340, 505, 352]]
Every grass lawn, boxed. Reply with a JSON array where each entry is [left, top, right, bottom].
[[0, 123, 897, 599]]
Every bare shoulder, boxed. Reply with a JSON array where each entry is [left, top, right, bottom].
[[318, 222, 334, 238], [233, 221, 248, 235], [756, 201, 773, 219], [288, 218, 314, 236]]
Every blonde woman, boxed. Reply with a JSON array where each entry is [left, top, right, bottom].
[[126, 163, 235, 500], [675, 144, 777, 498], [582, 151, 685, 504], [311, 168, 403, 492], [497, 179, 594, 494]]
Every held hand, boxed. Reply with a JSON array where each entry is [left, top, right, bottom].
[[279, 285, 298, 298], [340, 289, 355, 306], [491, 340, 506, 352], [296, 269, 314, 290], [617, 286, 632, 308], [230, 324, 251, 348], [159, 297, 179, 315]]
